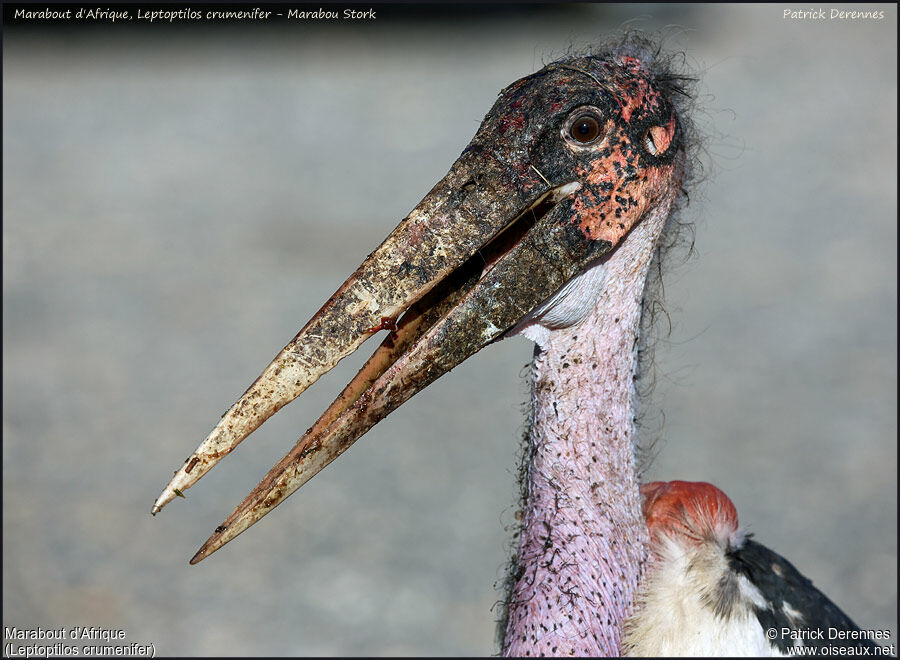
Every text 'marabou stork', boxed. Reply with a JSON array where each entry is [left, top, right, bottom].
[[153, 36, 880, 656]]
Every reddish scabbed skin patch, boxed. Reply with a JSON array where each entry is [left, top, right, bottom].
[[641, 480, 740, 547], [611, 56, 668, 122], [475, 53, 682, 233], [556, 57, 681, 244], [366, 316, 398, 334], [572, 120, 677, 244], [649, 115, 676, 154], [498, 114, 525, 136]]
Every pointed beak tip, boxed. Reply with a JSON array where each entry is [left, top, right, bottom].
[[151, 497, 168, 516], [189, 515, 247, 564], [190, 536, 217, 565], [153, 473, 194, 517], [150, 491, 175, 516]]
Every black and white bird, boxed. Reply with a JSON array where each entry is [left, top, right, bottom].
[[624, 480, 886, 656]]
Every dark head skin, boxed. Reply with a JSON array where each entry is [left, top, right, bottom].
[[469, 53, 683, 244]]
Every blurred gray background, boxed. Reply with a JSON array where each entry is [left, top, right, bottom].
[[3, 3, 896, 655]]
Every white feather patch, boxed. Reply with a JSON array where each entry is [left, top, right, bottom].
[[507, 258, 609, 349], [623, 534, 784, 656]]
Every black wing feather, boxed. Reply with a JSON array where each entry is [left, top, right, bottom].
[[727, 538, 881, 653]]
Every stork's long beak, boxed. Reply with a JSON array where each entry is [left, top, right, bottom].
[[153, 55, 684, 563], [154, 145, 615, 562]]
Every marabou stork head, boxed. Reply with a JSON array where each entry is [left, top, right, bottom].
[[153, 39, 691, 564]]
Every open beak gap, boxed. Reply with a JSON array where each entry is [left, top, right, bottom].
[[189, 181, 587, 563]]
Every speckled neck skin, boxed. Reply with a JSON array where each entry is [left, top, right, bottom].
[[502, 196, 674, 657]]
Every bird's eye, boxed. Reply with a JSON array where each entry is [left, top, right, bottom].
[[569, 113, 603, 144]]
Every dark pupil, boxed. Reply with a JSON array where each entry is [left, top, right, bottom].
[[572, 115, 600, 143]]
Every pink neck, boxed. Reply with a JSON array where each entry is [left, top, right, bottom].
[[502, 205, 670, 656]]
